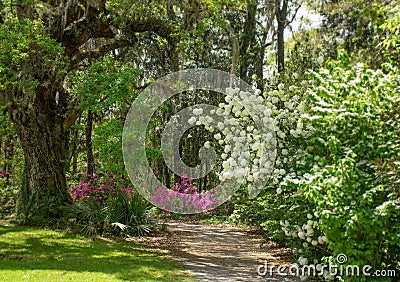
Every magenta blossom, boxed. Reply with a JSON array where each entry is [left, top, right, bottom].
[[0, 170, 9, 178]]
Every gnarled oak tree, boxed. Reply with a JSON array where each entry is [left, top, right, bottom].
[[0, 0, 177, 223]]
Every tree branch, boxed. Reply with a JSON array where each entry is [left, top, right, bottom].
[[286, 4, 301, 26], [124, 17, 176, 44], [63, 105, 83, 131], [68, 37, 133, 71], [62, 16, 115, 56]]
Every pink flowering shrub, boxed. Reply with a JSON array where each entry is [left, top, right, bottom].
[[150, 175, 218, 214], [69, 174, 150, 236], [69, 174, 134, 204]]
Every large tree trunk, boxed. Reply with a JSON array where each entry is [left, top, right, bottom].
[[9, 89, 72, 224]]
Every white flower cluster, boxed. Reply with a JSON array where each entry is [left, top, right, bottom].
[[188, 87, 276, 187], [263, 83, 316, 187], [279, 212, 332, 279], [280, 213, 328, 246]]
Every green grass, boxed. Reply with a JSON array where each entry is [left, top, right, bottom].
[[0, 224, 194, 281]]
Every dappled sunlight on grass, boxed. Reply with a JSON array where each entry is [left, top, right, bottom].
[[0, 225, 194, 281]]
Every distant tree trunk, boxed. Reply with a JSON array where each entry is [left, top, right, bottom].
[[240, 1, 257, 79], [70, 123, 80, 176], [275, 0, 288, 73], [3, 134, 15, 173], [254, 46, 265, 91], [86, 109, 94, 175], [231, 34, 239, 76]]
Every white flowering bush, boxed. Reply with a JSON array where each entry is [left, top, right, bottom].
[[233, 51, 399, 279], [188, 86, 276, 197]]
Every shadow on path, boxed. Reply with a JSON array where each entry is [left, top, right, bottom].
[[140, 221, 302, 282]]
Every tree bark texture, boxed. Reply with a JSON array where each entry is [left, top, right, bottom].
[[9, 89, 72, 223], [86, 109, 94, 175], [275, 0, 288, 73]]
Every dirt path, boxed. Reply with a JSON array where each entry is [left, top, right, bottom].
[[136, 221, 301, 282]]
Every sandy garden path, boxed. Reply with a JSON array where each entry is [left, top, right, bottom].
[[135, 220, 301, 282]]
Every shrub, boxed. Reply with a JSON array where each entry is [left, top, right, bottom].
[[150, 175, 218, 214], [0, 170, 16, 218], [69, 174, 151, 236], [233, 53, 399, 280]]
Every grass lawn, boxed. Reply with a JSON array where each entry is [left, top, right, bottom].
[[0, 223, 194, 281]]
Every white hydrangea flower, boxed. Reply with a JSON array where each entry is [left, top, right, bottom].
[[193, 108, 203, 115], [188, 117, 196, 125], [298, 257, 308, 265], [272, 97, 279, 104], [317, 55, 324, 65], [222, 161, 230, 170]]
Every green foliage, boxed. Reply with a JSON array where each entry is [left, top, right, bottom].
[[0, 172, 16, 218], [73, 55, 139, 113], [0, 17, 65, 99], [16, 187, 73, 228], [379, 11, 400, 66], [92, 118, 126, 173], [74, 190, 152, 237], [107, 189, 152, 236], [0, 115, 22, 218], [302, 59, 400, 272], [70, 55, 140, 174]]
